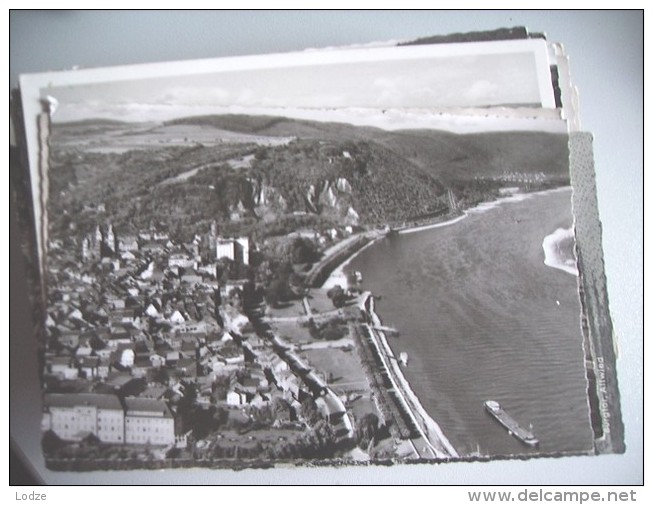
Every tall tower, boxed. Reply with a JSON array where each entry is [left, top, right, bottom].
[[92, 225, 102, 258], [208, 220, 219, 255], [81, 237, 91, 262], [105, 224, 117, 255]]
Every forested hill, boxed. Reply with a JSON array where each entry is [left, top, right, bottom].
[[164, 114, 390, 141], [165, 114, 569, 181], [49, 114, 570, 242], [373, 128, 570, 183]]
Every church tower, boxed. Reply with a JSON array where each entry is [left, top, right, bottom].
[[81, 237, 91, 262], [105, 224, 117, 254], [92, 225, 102, 258]]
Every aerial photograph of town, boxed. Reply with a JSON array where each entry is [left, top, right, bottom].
[[37, 108, 596, 471]]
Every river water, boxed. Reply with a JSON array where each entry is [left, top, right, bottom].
[[346, 188, 594, 458]]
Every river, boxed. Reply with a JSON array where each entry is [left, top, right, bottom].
[[345, 188, 594, 458]]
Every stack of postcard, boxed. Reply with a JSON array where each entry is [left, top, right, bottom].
[[10, 26, 624, 474]]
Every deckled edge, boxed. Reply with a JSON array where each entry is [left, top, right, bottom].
[[570, 132, 625, 454]]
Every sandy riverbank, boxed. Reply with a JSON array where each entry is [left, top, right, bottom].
[[397, 213, 467, 235], [542, 227, 579, 276], [398, 186, 573, 235]]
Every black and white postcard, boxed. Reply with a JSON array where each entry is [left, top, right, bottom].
[[11, 31, 624, 474]]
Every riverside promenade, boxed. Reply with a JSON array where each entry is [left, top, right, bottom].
[[305, 231, 383, 288], [360, 293, 459, 460]]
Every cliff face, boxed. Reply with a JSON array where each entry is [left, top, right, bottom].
[[248, 137, 450, 225], [231, 170, 359, 226], [249, 179, 288, 221], [305, 178, 357, 224]]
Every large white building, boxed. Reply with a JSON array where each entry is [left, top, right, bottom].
[[216, 240, 236, 262], [124, 398, 176, 446], [216, 237, 249, 265], [42, 394, 176, 446], [42, 393, 125, 444]]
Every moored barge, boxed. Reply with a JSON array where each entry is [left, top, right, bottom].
[[484, 400, 539, 447]]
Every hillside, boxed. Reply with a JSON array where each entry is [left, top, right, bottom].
[[164, 114, 387, 142], [375, 129, 569, 183], [166, 114, 569, 181], [49, 114, 570, 242]]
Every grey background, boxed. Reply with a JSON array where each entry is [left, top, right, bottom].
[[9, 10, 643, 484]]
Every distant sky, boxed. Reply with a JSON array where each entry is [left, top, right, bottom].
[[42, 46, 549, 126]]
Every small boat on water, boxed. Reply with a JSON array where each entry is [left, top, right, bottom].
[[399, 352, 408, 366], [484, 400, 539, 447]]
